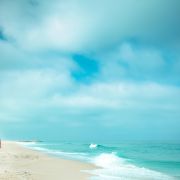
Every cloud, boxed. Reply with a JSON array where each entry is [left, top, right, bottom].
[[0, 41, 28, 69], [95, 42, 180, 85], [0, 0, 180, 53], [0, 67, 75, 121], [0, 0, 180, 140], [1, 72, 179, 122]]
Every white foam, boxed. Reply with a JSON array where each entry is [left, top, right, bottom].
[[23, 144, 91, 162], [30, 146, 49, 152], [89, 153, 176, 180], [16, 141, 37, 146], [93, 153, 125, 168]]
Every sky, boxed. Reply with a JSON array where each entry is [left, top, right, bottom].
[[0, 0, 180, 142]]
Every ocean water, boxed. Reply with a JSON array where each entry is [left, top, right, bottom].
[[20, 141, 180, 180]]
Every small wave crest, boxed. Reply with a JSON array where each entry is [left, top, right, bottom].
[[88, 144, 117, 152], [89, 144, 98, 149]]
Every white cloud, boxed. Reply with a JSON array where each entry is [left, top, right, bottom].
[[0, 0, 179, 53], [119, 43, 165, 69], [96, 42, 167, 81], [74, 82, 180, 109], [23, 81, 180, 111], [0, 68, 75, 121], [1, 68, 179, 123], [25, 12, 91, 52]]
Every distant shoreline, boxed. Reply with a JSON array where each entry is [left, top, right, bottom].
[[0, 141, 96, 180]]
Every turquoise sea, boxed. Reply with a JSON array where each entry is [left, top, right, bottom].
[[21, 141, 180, 180]]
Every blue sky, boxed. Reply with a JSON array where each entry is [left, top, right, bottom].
[[0, 0, 180, 141]]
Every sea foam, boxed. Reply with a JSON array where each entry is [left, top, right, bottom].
[[89, 153, 175, 180]]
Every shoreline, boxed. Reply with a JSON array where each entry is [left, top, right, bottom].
[[0, 141, 96, 180]]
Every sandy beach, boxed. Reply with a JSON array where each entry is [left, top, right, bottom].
[[0, 141, 96, 180]]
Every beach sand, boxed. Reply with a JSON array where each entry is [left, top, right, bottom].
[[0, 141, 96, 180]]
